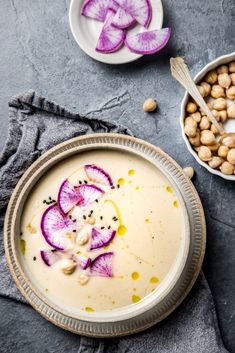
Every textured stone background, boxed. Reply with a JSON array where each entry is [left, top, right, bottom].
[[0, 0, 235, 352]]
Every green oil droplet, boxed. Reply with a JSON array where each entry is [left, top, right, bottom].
[[85, 307, 94, 313], [20, 239, 26, 255], [173, 200, 179, 208], [118, 178, 125, 185], [128, 169, 135, 176], [150, 276, 159, 284], [132, 294, 141, 303], [135, 186, 140, 190], [166, 186, 173, 193], [118, 224, 127, 236], [145, 218, 150, 224], [131, 272, 140, 280]]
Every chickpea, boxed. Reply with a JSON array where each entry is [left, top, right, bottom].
[[79, 274, 89, 285], [197, 85, 205, 97], [211, 123, 220, 134], [227, 148, 235, 165], [207, 142, 220, 152], [226, 86, 235, 100], [186, 102, 197, 114], [227, 103, 235, 118], [220, 161, 234, 175], [185, 116, 197, 128], [229, 62, 235, 73], [218, 73, 231, 89], [218, 145, 229, 158], [205, 70, 217, 84], [199, 116, 211, 130], [212, 109, 220, 121], [200, 130, 216, 145], [230, 73, 235, 85], [184, 124, 197, 137], [143, 98, 158, 112], [183, 167, 194, 179], [200, 82, 211, 96], [219, 110, 227, 123], [198, 146, 212, 161], [209, 157, 223, 169], [189, 130, 201, 147], [211, 85, 225, 98], [222, 136, 235, 148], [190, 112, 201, 123], [212, 98, 227, 111], [217, 65, 229, 74], [60, 259, 77, 275], [199, 102, 213, 116]]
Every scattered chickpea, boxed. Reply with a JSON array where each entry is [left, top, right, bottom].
[[218, 145, 229, 158], [207, 142, 220, 152], [227, 103, 235, 118], [183, 167, 194, 179], [197, 85, 205, 97], [212, 98, 227, 111], [209, 157, 224, 169], [184, 124, 197, 137], [199, 116, 211, 130], [198, 146, 212, 161], [77, 233, 89, 246], [212, 109, 220, 121], [227, 149, 235, 165], [211, 123, 219, 134], [217, 65, 229, 74], [226, 86, 235, 100], [60, 259, 77, 275], [199, 103, 213, 116], [184, 116, 197, 128], [230, 73, 235, 85], [87, 216, 96, 225], [218, 73, 231, 89], [190, 112, 201, 123], [229, 62, 235, 73], [186, 102, 197, 114], [200, 130, 216, 145], [200, 82, 211, 96], [222, 136, 235, 148], [220, 161, 234, 175], [205, 70, 217, 84], [143, 98, 157, 112], [189, 131, 201, 147], [219, 110, 227, 123], [211, 85, 225, 99], [79, 274, 89, 285]]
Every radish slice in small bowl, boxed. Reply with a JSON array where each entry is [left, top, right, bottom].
[[58, 180, 83, 214], [96, 9, 125, 53], [90, 227, 116, 250], [40, 249, 61, 267], [90, 252, 114, 277], [114, 0, 152, 28], [72, 253, 92, 269], [41, 205, 77, 251], [79, 184, 105, 206], [125, 27, 171, 55], [112, 7, 136, 29], [81, 0, 113, 22], [85, 164, 113, 186]]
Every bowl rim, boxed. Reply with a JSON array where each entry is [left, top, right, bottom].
[[180, 51, 235, 181], [4, 133, 206, 337]]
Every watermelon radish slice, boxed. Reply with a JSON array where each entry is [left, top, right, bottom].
[[40, 249, 61, 266], [90, 252, 114, 277], [72, 253, 92, 269], [79, 184, 104, 206], [81, 0, 112, 22], [114, 0, 152, 28], [58, 180, 83, 214], [125, 28, 171, 55], [96, 9, 125, 53], [90, 227, 116, 250], [41, 205, 76, 250], [112, 7, 136, 29], [85, 164, 113, 186]]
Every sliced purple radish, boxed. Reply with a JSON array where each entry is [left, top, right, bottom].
[[41, 205, 76, 251], [96, 9, 125, 53], [125, 28, 171, 55], [79, 184, 104, 206], [81, 0, 112, 22], [109, 0, 119, 12], [90, 227, 116, 250], [115, 0, 152, 28], [58, 179, 83, 214], [85, 164, 113, 186], [72, 253, 91, 270], [40, 249, 61, 267], [112, 7, 136, 29], [90, 252, 114, 277]]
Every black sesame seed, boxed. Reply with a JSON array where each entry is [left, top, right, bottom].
[[33, 256, 36, 261], [101, 226, 105, 230], [83, 215, 86, 220], [88, 214, 91, 218], [69, 215, 72, 219], [95, 199, 98, 203], [51, 249, 57, 253], [49, 197, 52, 200], [111, 186, 115, 189], [73, 230, 76, 233], [43, 200, 46, 204], [20, 232, 23, 236], [108, 225, 111, 229], [52, 200, 56, 203], [84, 180, 88, 184], [90, 210, 93, 214], [100, 216, 103, 220], [79, 180, 82, 184], [73, 219, 76, 223], [117, 184, 120, 188]]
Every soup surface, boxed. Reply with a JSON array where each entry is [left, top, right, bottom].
[[20, 150, 185, 313]]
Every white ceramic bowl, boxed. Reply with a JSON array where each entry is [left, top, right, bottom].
[[180, 52, 235, 181], [69, 0, 163, 64]]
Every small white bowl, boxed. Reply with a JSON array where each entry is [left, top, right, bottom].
[[180, 52, 235, 181], [69, 0, 163, 64]]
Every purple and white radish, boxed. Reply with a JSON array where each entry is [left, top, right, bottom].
[[114, 0, 152, 28], [58, 179, 83, 214], [72, 253, 92, 269], [125, 28, 171, 55], [81, 0, 112, 22], [90, 227, 116, 250], [41, 205, 76, 251], [112, 7, 136, 29], [85, 164, 113, 186], [90, 252, 114, 277], [96, 9, 125, 53], [79, 184, 104, 206], [40, 249, 61, 267]]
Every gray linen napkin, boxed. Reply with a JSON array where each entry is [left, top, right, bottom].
[[0, 91, 227, 353]]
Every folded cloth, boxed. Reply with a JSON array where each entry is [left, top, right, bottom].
[[0, 91, 227, 353]]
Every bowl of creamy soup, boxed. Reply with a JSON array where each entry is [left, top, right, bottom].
[[4, 134, 206, 336]]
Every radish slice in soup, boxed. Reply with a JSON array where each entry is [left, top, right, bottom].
[[40, 249, 61, 267], [81, 0, 112, 22], [79, 184, 105, 206], [72, 254, 92, 269], [114, 0, 152, 28], [58, 180, 83, 214], [90, 252, 114, 277], [125, 28, 171, 55], [85, 164, 113, 186], [112, 7, 136, 29], [90, 227, 116, 250], [41, 205, 76, 251], [96, 9, 125, 53]]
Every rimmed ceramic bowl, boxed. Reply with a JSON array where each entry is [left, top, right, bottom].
[[180, 52, 235, 181], [69, 0, 163, 64], [4, 134, 206, 337]]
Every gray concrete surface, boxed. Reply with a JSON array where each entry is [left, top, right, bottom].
[[0, 0, 234, 352]]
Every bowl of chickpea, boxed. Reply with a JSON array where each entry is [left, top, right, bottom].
[[180, 52, 235, 180]]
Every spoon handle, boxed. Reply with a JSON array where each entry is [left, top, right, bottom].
[[170, 57, 224, 135]]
